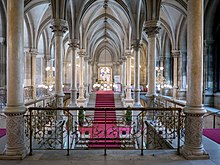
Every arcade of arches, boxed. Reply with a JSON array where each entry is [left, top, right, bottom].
[[0, 0, 220, 161]]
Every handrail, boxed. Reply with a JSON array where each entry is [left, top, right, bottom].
[[26, 106, 183, 156], [25, 95, 55, 107], [155, 95, 185, 108], [203, 110, 220, 118]]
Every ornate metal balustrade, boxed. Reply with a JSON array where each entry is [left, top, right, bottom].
[[25, 107, 183, 156], [24, 86, 34, 100], [0, 87, 6, 109], [154, 95, 185, 144]]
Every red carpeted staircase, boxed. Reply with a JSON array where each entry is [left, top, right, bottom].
[[89, 90, 121, 148]]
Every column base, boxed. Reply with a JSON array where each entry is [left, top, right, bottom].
[[55, 93, 65, 107], [124, 98, 133, 107], [133, 102, 142, 107], [145, 94, 156, 107], [0, 153, 26, 160], [77, 98, 87, 107], [69, 101, 77, 107], [181, 146, 209, 160]]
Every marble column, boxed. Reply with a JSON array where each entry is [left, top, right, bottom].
[[0, 37, 6, 88], [203, 40, 214, 106], [124, 50, 133, 107], [159, 56, 164, 94], [88, 59, 93, 93], [171, 50, 180, 99], [84, 56, 90, 98], [132, 40, 142, 107], [119, 60, 123, 94], [144, 20, 160, 105], [181, 0, 209, 159], [77, 49, 86, 107], [2, 0, 27, 159], [121, 56, 127, 98], [30, 49, 38, 99], [40, 57, 46, 85], [69, 39, 79, 106], [51, 19, 67, 107]]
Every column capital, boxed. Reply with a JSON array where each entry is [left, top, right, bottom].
[[0, 37, 5, 44], [122, 56, 127, 62], [84, 56, 89, 61], [159, 56, 164, 61], [78, 49, 86, 57], [27, 48, 38, 56], [171, 50, 181, 58], [144, 20, 160, 38], [125, 50, 132, 57], [50, 19, 68, 36], [131, 39, 141, 51], [69, 38, 79, 49], [204, 39, 214, 47]]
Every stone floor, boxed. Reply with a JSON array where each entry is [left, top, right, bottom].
[[0, 136, 220, 165], [0, 93, 220, 164]]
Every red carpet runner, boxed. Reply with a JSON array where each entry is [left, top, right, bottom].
[[89, 90, 120, 148], [0, 128, 6, 138], [203, 128, 220, 144]]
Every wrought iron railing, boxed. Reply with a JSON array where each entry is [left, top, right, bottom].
[[0, 87, 6, 109], [24, 86, 34, 100], [25, 107, 183, 156], [153, 95, 185, 144], [203, 111, 220, 129]]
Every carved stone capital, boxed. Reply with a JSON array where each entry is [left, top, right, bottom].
[[131, 40, 141, 51], [78, 49, 86, 57], [125, 50, 132, 58], [144, 20, 160, 38], [159, 56, 164, 61], [171, 50, 181, 58], [50, 19, 68, 36], [28, 48, 38, 57], [0, 37, 5, 44], [122, 56, 127, 62], [69, 39, 79, 49], [84, 56, 89, 61]]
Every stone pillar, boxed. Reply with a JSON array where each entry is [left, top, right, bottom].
[[84, 56, 90, 98], [132, 40, 142, 107], [121, 56, 127, 98], [144, 20, 160, 105], [69, 39, 79, 106], [30, 49, 38, 99], [181, 0, 209, 159], [77, 49, 86, 106], [2, 0, 27, 159], [124, 50, 133, 106], [0, 37, 6, 87], [51, 19, 67, 107], [203, 40, 214, 106], [171, 50, 180, 99], [88, 59, 93, 93]]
